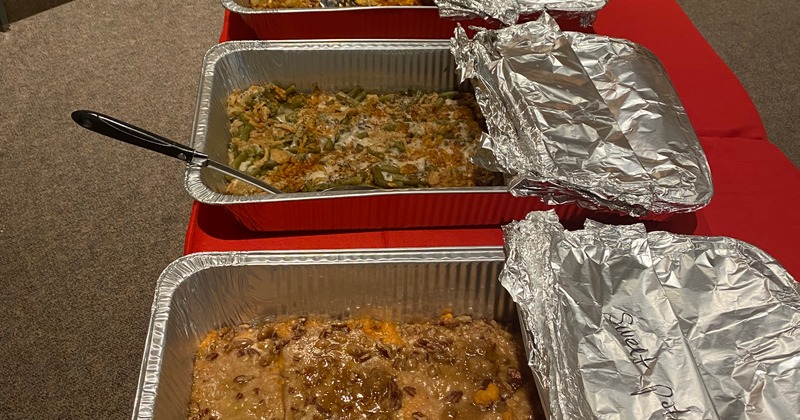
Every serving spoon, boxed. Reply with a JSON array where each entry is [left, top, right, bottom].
[[71, 110, 283, 194]]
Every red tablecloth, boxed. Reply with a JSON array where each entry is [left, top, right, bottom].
[[219, 0, 767, 141], [592, 1, 767, 140], [187, 0, 800, 280], [186, 136, 800, 278]]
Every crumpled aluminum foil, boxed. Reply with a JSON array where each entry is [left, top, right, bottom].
[[435, 0, 607, 27], [500, 210, 800, 419], [451, 13, 714, 217]]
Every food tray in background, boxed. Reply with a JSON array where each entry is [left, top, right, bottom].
[[187, 40, 598, 232], [221, 0, 603, 40], [132, 248, 542, 419]]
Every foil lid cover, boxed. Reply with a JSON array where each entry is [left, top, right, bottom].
[[500, 210, 800, 419], [451, 13, 713, 217], [434, 0, 607, 27]]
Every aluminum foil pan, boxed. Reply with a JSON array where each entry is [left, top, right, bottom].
[[500, 210, 800, 419], [452, 13, 714, 217], [188, 40, 474, 206], [435, 0, 607, 26], [132, 248, 541, 419], [188, 40, 594, 232]]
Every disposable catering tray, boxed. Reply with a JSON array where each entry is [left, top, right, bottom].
[[221, 0, 605, 40], [188, 40, 595, 232], [132, 248, 537, 419]]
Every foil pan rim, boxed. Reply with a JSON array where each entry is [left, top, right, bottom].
[[132, 247, 506, 419], [185, 167, 510, 204], [221, 0, 607, 14]]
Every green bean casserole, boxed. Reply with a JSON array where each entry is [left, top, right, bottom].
[[225, 83, 500, 195]]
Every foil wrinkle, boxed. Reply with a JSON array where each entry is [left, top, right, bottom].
[[500, 210, 800, 419], [435, 0, 607, 27], [452, 14, 714, 217]]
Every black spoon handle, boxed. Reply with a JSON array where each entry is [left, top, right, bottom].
[[71, 110, 205, 164]]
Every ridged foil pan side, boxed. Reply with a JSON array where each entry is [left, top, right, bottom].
[[500, 210, 800, 419], [132, 248, 520, 419], [453, 14, 714, 217]]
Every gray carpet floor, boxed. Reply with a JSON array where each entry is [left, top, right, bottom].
[[0, 0, 796, 418]]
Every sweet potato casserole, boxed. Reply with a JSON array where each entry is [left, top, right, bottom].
[[225, 83, 499, 195], [188, 313, 540, 419]]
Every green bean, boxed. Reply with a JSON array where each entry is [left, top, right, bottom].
[[237, 123, 253, 140], [341, 113, 353, 126], [286, 97, 305, 109], [393, 173, 422, 187], [382, 121, 397, 132], [263, 160, 280, 169], [303, 182, 314, 192], [433, 97, 445, 109], [378, 164, 401, 174], [347, 86, 363, 99], [231, 153, 248, 170], [324, 139, 335, 151], [250, 165, 269, 177], [354, 91, 367, 102], [390, 141, 405, 153], [378, 94, 394, 102], [367, 148, 385, 159], [285, 84, 297, 96], [442, 129, 456, 139], [252, 148, 265, 160], [340, 175, 363, 185], [439, 91, 460, 99], [370, 166, 390, 188], [355, 131, 369, 139], [335, 91, 356, 105]]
